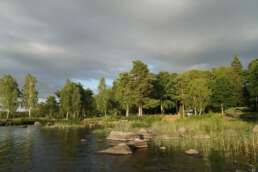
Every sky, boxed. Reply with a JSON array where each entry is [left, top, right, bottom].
[[0, 0, 258, 97]]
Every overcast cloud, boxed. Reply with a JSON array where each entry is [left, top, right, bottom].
[[0, 0, 258, 97]]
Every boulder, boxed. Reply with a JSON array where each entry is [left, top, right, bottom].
[[137, 129, 153, 141], [160, 146, 166, 150], [107, 131, 139, 141], [253, 125, 258, 133], [128, 138, 148, 149], [185, 149, 200, 156], [34, 121, 42, 127], [98, 143, 133, 155], [80, 139, 87, 142], [178, 127, 186, 136]]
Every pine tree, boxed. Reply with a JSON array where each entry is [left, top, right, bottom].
[[247, 59, 258, 111], [45, 96, 58, 118], [129, 60, 153, 117], [113, 72, 134, 117], [211, 75, 236, 115], [230, 56, 244, 106], [153, 72, 177, 114]]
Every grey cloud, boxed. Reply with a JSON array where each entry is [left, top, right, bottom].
[[0, 0, 258, 97]]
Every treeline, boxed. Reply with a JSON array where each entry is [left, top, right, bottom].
[[0, 56, 258, 119]]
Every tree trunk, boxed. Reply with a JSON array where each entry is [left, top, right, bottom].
[[104, 109, 107, 117], [29, 107, 31, 118], [66, 112, 69, 120], [256, 97, 258, 112], [199, 107, 203, 115], [194, 107, 197, 116], [126, 104, 129, 117], [221, 104, 224, 116], [138, 104, 143, 117], [6, 110, 10, 119], [160, 101, 164, 114], [182, 104, 185, 118]]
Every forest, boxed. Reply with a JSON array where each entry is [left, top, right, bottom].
[[0, 56, 258, 120]]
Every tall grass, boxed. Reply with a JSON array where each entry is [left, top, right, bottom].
[[150, 114, 257, 166]]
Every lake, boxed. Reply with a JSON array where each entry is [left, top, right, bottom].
[[0, 126, 256, 172]]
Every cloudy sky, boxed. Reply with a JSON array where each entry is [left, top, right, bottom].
[[1, 0, 258, 97]]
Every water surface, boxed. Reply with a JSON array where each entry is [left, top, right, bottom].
[[0, 126, 255, 172]]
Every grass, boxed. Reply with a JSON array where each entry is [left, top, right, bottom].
[[148, 114, 258, 166], [0, 117, 55, 126]]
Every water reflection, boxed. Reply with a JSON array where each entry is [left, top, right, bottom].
[[0, 127, 256, 172]]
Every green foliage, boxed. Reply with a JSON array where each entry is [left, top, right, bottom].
[[186, 78, 212, 115], [152, 72, 177, 114], [22, 74, 38, 117], [0, 75, 20, 119], [113, 72, 134, 116], [45, 96, 59, 118], [211, 75, 236, 113], [176, 70, 211, 117], [247, 59, 258, 111], [230, 56, 245, 106], [96, 77, 110, 116], [129, 60, 154, 116], [58, 80, 94, 119]]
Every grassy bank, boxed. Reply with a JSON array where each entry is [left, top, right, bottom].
[[0, 118, 56, 126]]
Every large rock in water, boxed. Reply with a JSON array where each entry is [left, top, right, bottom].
[[137, 129, 153, 141], [128, 138, 148, 149], [34, 121, 42, 127], [98, 143, 133, 155], [107, 131, 139, 141]]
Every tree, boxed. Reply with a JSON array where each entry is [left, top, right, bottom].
[[186, 78, 211, 115], [45, 96, 58, 118], [0, 75, 19, 119], [96, 77, 110, 116], [211, 75, 236, 115], [58, 80, 82, 120], [113, 72, 134, 117], [129, 60, 153, 117], [22, 74, 38, 118], [247, 59, 258, 111], [176, 70, 211, 118], [79, 86, 94, 117], [230, 56, 244, 106], [153, 72, 177, 114]]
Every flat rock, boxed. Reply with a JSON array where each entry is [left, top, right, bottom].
[[160, 146, 166, 150], [98, 143, 133, 155], [185, 149, 200, 156], [107, 131, 139, 141]]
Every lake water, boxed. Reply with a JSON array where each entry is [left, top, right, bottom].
[[0, 126, 256, 172]]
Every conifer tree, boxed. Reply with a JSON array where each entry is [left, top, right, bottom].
[[129, 60, 153, 117]]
